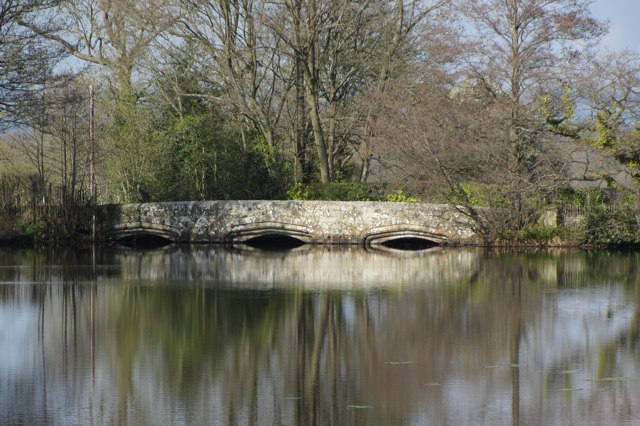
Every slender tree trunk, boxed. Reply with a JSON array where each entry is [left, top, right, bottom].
[[89, 84, 96, 241], [306, 82, 331, 184], [295, 54, 307, 182], [304, 0, 331, 184], [359, 0, 406, 182], [290, 0, 309, 183]]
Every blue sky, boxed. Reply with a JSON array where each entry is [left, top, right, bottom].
[[591, 0, 640, 51]]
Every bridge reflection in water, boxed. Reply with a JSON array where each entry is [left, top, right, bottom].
[[1, 247, 639, 425], [115, 245, 480, 289]]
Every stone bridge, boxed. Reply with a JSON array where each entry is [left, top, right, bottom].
[[97, 200, 481, 248]]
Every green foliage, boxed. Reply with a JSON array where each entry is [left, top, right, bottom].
[[102, 102, 160, 203], [287, 182, 313, 200], [580, 190, 640, 245], [497, 225, 558, 245], [287, 184, 421, 203], [152, 115, 284, 200], [152, 112, 219, 200], [518, 225, 558, 243], [21, 221, 45, 237], [323, 183, 383, 201], [609, 129, 640, 174], [448, 183, 509, 208], [386, 189, 419, 203], [550, 187, 640, 246], [0, 216, 28, 242], [147, 55, 288, 201], [552, 187, 586, 208], [590, 98, 627, 149], [539, 88, 579, 138], [583, 204, 640, 245], [463, 183, 488, 206], [287, 182, 386, 201], [593, 109, 619, 148]]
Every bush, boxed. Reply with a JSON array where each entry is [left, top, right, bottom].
[[551, 187, 640, 246], [447, 183, 509, 207], [386, 189, 419, 203], [552, 187, 586, 208], [287, 182, 386, 201], [583, 204, 640, 246], [287, 182, 313, 200], [287, 183, 420, 202], [519, 225, 558, 243], [323, 182, 384, 201], [21, 221, 45, 237], [496, 225, 558, 245]]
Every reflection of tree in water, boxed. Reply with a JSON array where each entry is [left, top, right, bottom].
[[108, 287, 295, 424], [51, 250, 640, 424], [105, 251, 555, 425], [4, 248, 640, 424], [0, 246, 119, 286]]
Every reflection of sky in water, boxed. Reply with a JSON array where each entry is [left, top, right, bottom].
[[427, 285, 638, 425], [442, 378, 512, 425], [527, 286, 635, 369], [0, 304, 38, 374], [1, 247, 640, 425]]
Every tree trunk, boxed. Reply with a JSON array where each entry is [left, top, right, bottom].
[[306, 82, 331, 184], [294, 54, 307, 182]]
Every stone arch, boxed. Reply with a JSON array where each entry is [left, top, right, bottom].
[[226, 222, 316, 245], [105, 222, 182, 243], [361, 225, 447, 249]]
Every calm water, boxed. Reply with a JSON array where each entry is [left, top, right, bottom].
[[1, 245, 640, 425]]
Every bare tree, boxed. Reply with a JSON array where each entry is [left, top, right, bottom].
[[369, 76, 564, 242], [463, 0, 605, 172], [179, 0, 287, 169], [270, 0, 454, 183], [581, 51, 640, 149], [358, 0, 453, 182], [19, 0, 179, 105], [0, 0, 62, 129]]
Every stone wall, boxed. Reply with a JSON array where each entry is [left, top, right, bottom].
[[98, 200, 481, 245]]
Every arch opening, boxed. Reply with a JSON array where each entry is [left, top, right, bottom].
[[115, 233, 174, 248], [378, 237, 439, 251], [243, 234, 307, 251]]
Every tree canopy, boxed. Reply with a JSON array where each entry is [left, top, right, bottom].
[[3, 0, 640, 244]]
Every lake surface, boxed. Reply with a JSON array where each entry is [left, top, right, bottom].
[[1, 245, 640, 425]]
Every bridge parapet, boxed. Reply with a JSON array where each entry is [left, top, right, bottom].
[[98, 200, 481, 246]]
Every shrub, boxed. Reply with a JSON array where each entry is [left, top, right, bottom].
[[583, 204, 640, 246], [519, 225, 558, 243], [287, 182, 313, 200], [386, 189, 419, 203], [447, 183, 509, 207], [287, 182, 385, 201], [21, 221, 45, 237]]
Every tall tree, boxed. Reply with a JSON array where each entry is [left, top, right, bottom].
[[179, 0, 455, 185], [179, 0, 287, 173], [19, 0, 179, 105], [0, 0, 61, 129], [274, 0, 452, 183], [358, 0, 452, 182], [582, 51, 640, 149], [464, 0, 605, 171], [20, 0, 182, 202]]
